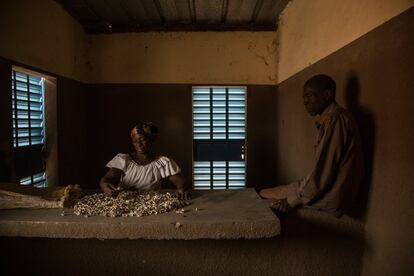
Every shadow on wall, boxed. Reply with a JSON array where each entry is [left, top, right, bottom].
[[0, 149, 11, 182], [0, 140, 14, 183], [345, 72, 376, 221]]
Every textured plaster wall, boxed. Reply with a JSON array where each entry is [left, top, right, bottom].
[[0, 0, 89, 82], [0, 0, 277, 85], [276, 0, 414, 83], [88, 32, 277, 84], [3, 0, 412, 85], [275, 8, 414, 275]]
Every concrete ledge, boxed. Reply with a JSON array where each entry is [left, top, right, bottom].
[[281, 207, 365, 240], [0, 188, 280, 240]]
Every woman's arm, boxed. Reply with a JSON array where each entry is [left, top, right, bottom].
[[168, 174, 190, 200], [99, 168, 123, 196]]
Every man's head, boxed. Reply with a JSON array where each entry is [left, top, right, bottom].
[[303, 74, 336, 116]]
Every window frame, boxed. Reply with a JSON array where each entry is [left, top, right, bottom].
[[192, 86, 247, 190]]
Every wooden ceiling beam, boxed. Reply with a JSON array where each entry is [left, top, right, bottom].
[[56, 0, 282, 33], [82, 0, 112, 31], [188, 0, 196, 24], [153, 0, 166, 24], [250, 0, 264, 24], [221, 0, 229, 24]]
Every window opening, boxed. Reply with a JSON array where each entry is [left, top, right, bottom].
[[11, 69, 46, 187], [193, 87, 246, 189]]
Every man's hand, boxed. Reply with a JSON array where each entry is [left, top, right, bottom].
[[270, 198, 292, 214]]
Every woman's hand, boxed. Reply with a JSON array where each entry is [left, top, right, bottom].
[[168, 174, 191, 200], [100, 182, 116, 196], [176, 188, 191, 201], [99, 168, 123, 196]]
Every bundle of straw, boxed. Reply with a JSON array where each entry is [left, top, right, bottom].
[[0, 182, 82, 209]]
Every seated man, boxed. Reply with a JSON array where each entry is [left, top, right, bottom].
[[260, 74, 364, 217]]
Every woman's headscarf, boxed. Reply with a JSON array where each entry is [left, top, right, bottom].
[[132, 122, 158, 141]]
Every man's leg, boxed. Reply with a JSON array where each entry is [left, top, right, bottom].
[[260, 184, 296, 200]]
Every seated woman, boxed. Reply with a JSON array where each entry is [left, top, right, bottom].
[[99, 122, 189, 200]]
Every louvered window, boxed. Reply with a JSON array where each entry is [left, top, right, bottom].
[[193, 161, 246, 190], [193, 87, 246, 140], [19, 172, 47, 187], [193, 87, 246, 190], [11, 69, 46, 187], [12, 71, 45, 147]]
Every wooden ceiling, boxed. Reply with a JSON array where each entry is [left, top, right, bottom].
[[55, 0, 289, 33]]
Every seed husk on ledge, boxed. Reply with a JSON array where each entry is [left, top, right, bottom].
[[73, 191, 188, 218]]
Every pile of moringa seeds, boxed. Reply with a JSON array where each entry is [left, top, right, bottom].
[[73, 191, 188, 218]]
